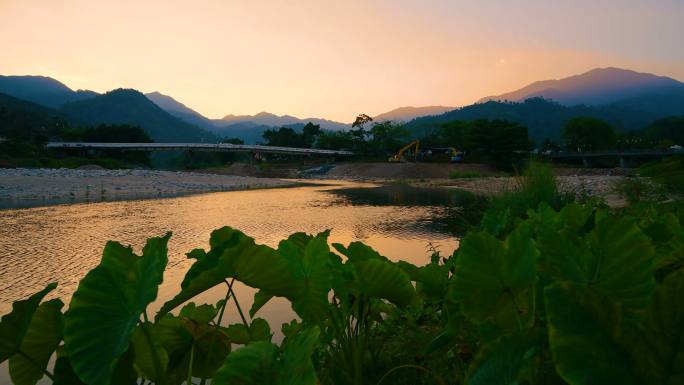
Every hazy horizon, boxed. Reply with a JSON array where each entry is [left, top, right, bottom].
[[2, 0, 683, 122]]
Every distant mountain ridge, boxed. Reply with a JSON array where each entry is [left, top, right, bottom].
[[479, 67, 684, 106], [218, 111, 349, 131], [144, 91, 214, 129], [373, 106, 456, 122], [405, 94, 684, 142], [60, 89, 215, 142], [0, 75, 97, 108]]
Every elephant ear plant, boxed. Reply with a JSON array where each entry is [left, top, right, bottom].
[[1, 200, 683, 385]]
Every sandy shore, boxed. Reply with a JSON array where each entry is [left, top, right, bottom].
[[0, 168, 297, 209]]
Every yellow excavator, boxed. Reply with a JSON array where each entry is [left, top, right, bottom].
[[389, 140, 420, 162]]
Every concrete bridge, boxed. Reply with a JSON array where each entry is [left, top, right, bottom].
[[46, 142, 354, 157], [548, 148, 683, 167]]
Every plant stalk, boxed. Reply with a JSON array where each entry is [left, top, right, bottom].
[[225, 279, 249, 327], [142, 311, 166, 385]]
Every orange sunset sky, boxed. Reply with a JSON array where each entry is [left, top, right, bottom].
[[1, 0, 683, 122]]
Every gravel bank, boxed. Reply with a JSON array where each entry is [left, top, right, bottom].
[[412, 175, 628, 206], [0, 168, 296, 209]]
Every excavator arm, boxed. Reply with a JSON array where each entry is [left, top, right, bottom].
[[389, 140, 420, 162]]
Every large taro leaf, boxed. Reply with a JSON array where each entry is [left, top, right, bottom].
[[212, 327, 320, 385], [351, 259, 416, 307], [333, 241, 388, 262], [276, 231, 333, 323], [449, 223, 538, 329], [249, 290, 274, 318], [544, 282, 639, 385], [636, 269, 684, 384], [158, 227, 280, 316], [9, 299, 64, 385], [223, 318, 272, 345], [63, 233, 170, 385], [466, 334, 536, 385], [0, 283, 56, 362], [334, 242, 416, 306], [538, 215, 655, 317], [153, 313, 232, 384], [130, 323, 169, 382], [212, 341, 278, 385], [416, 263, 450, 300]]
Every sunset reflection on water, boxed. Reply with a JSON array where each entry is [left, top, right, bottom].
[[0, 181, 459, 328]]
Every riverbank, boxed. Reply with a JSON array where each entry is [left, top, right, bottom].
[[410, 175, 627, 205], [0, 168, 298, 209]]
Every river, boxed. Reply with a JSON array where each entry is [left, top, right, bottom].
[[0, 180, 461, 383]]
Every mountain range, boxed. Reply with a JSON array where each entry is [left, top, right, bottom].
[[373, 106, 456, 122], [479, 67, 684, 106], [1, 67, 683, 144]]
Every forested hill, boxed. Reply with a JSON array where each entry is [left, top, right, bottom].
[[0, 75, 97, 108], [60, 89, 216, 142], [0, 92, 73, 141], [404, 95, 684, 142]]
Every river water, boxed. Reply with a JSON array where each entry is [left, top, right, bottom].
[[0, 180, 461, 382]]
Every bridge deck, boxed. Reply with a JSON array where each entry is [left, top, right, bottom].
[[46, 142, 354, 156], [549, 149, 683, 158]]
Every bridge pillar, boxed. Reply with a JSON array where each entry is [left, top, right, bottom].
[[582, 157, 590, 167], [619, 157, 627, 168]]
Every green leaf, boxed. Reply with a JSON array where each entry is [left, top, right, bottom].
[[538, 216, 655, 317], [637, 269, 684, 384], [351, 258, 416, 306], [416, 263, 450, 300], [179, 302, 218, 324], [53, 349, 86, 385], [544, 282, 639, 385], [333, 241, 388, 262], [212, 327, 320, 385], [63, 233, 171, 385], [278, 327, 320, 385], [159, 227, 278, 316], [278, 231, 333, 322], [223, 318, 272, 345], [223, 323, 250, 345], [9, 299, 64, 385], [130, 323, 169, 382], [249, 290, 274, 318], [449, 223, 538, 329], [154, 314, 231, 383], [0, 283, 57, 361], [249, 318, 272, 342], [213, 341, 278, 385], [466, 334, 535, 385]]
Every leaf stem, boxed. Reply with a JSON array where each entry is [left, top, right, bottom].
[[187, 343, 194, 385], [215, 279, 233, 327], [17, 350, 54, 380], [142, 311, 166, 385], [225, 279, 249, 327]]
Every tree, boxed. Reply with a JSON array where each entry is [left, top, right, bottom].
[[643, 116, 684, 147], [222, 137, 245, 145], [301, 122, 322, 148], [562, 117, 616, 151], [315, 130, 354, 151], [351, 114, 373, 142], [369, 121, 409, 155]]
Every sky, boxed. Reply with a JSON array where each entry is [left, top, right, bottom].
[[1, 0, 683, 123]]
